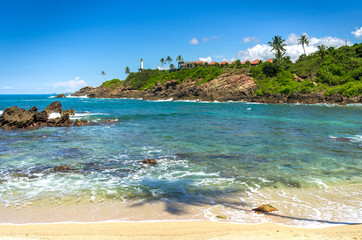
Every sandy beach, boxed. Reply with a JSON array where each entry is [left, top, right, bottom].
[[0, 221, 360, 240]]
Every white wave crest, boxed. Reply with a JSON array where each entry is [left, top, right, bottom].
[[0, 110, 3, 115], [48, 113, 61, 119], [66, 95, 88, 98]]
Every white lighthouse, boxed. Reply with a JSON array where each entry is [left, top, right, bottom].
[[139, 58, 144, 72]]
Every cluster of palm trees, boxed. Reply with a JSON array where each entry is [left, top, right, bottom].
[[160, 55, 183, 70], [268, 34, 331, 85]]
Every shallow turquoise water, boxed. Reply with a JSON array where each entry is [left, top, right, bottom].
[[0, 95, 361, 224]]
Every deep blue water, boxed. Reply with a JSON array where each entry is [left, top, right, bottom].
[[0, 94, 361, 224]]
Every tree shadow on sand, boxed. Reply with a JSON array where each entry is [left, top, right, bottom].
[[129, 178, 361, 225]]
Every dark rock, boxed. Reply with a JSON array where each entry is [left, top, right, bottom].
[[46, 112, 73, 127], [74, 119, 88, 126], [252, 204, 278, 214], [142, 159, 157, 165], [216, 215, 228, 220], [34, 111, 48, 122], [63, 109, 75, 115], [55, 93, 66, 98], [53, 165, 73, 172], [0, 106, 37, 130], [45, 101, 62, 114]]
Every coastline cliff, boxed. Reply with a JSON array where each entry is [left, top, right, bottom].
[[72, 72, 362, 104]]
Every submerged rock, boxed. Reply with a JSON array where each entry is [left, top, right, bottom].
[[252, 204, 278, 214], [334, 137, 351, 142], [142, 159, 158, 165], [216, 215, 228, 220], [53, 165, 73, 172]]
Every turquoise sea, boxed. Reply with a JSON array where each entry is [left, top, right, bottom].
[[0, 95, 361, 226]]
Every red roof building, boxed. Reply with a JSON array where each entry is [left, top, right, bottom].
[[265, 59, 273, 63], [194, 61, 205, 64], [241, 60, 248, 64], [219, 61, 229, 65], [250, 59, 260, 65], [209, 61, 218, 65]]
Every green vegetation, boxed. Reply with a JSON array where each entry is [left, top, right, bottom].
[[101, 79, 123, 89], [123, 66, 224, 90], [99, 41, 361, 98], [253, 42, 362, 97]]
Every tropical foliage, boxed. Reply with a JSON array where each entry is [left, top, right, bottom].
[[253, 42, 362, 97], [123, 66, 224, 90]]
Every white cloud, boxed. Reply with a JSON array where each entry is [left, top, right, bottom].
[[238, 33, 351, 62], [203, 36, 220, 42], [53, 77, 87, 89], [189, 37, 199, 45], [285, 33, 299, 45], [352, 27, 362, 38], [0, 86, 13, 90], [199, 56, 212, 63], [242, 36, 260, 43]]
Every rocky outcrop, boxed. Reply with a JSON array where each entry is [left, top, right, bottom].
[[74, 119, 88, 127], [0, 101, 87, 130], [55, 93, 66, 98], [72, 73, 361, 104], [45, 101, 62, 114], [72, 73, 257, 101], [0, 106, 37, 130]]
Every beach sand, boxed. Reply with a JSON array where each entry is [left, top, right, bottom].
[[0, 221, 361, 240]]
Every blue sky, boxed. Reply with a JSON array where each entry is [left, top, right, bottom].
[[0, 0, 361, 94]]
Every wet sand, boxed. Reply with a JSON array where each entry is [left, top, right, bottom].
[[0, 221, 361, 240]]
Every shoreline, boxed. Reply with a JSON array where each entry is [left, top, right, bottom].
[[0, 221, 360, 240]]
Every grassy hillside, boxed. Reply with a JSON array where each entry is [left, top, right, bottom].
[[122, 66, 225, 90], [252, 43, 362, 97], [100, 43, 362, 97]]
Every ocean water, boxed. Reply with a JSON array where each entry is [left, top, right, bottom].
[[0, 94, 361, 226]]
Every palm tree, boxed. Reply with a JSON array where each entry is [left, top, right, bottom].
[[125, 66, 130, 75], [166, 56, 173, 66], [170, 64, 175, 70], [176, 55, 183, 62], [318, 44, 331, 86], [101, 71, 106, 81], [268, 35, 286, 62], [298, 34, 313, 81], [160, 58, 165, 69]]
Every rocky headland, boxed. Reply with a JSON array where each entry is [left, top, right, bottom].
[[72, 73, 362, 104], [0, 101, 87, 130]]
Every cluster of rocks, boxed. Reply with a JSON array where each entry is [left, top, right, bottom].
[[0, 101, 87, 130]]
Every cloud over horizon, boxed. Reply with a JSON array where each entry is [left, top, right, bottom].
[[238, 33, 351, 62], [0, 86, 13, 90], [52, 76, 87, 91]]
